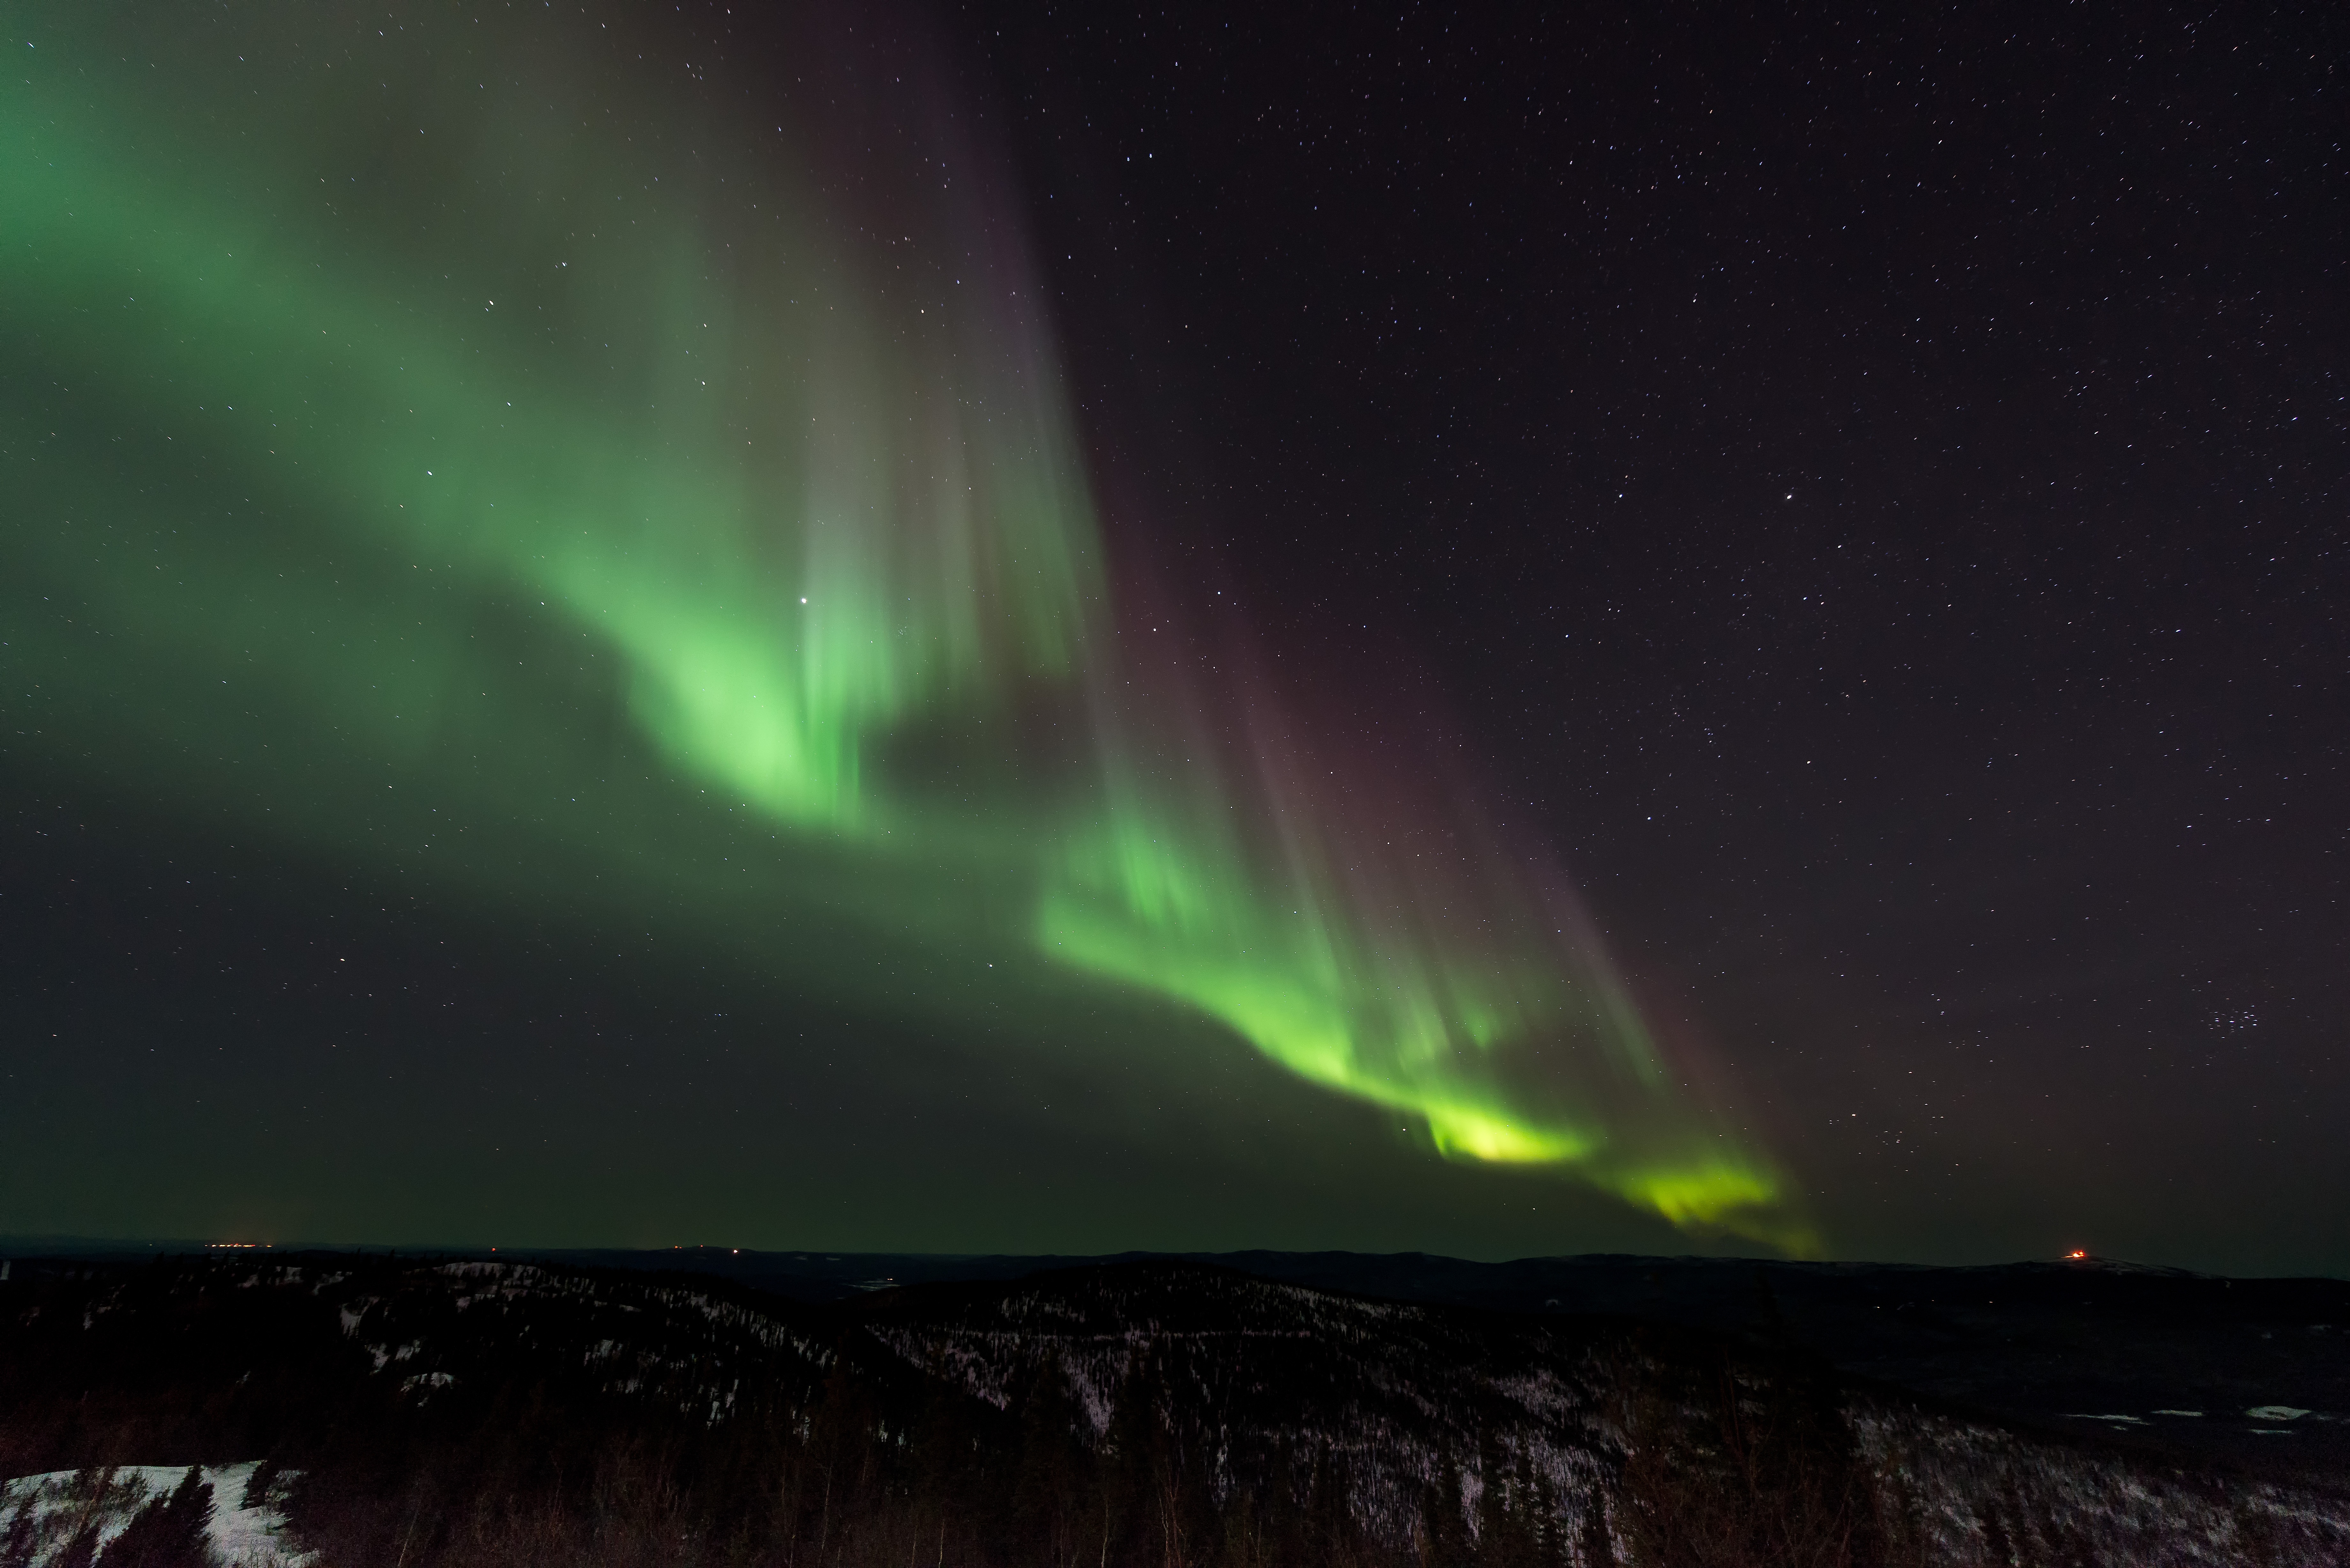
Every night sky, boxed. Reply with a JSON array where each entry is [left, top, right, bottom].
[[3, 3, 2341, 1274]]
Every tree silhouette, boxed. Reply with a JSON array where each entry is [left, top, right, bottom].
[[1423, 1448, 1471, 1568], [0, 1495, 42, 1568], [95, 1466, 214, 1568]]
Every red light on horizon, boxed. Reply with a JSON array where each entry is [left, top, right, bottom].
[[2065, 1249, 2088, 1260]]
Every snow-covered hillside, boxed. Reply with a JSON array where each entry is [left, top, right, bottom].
[[0, 1462, 307, 1567], [5, 1254, 2348, 1566]]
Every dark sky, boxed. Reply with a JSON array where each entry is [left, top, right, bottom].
[[3, 2, 2341, 1272], [960, 2, 2347, 1271]]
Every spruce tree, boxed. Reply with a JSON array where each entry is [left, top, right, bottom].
[[95, 1466, 215, 1568], [47, 1468, 119, 1568], [1475, 1428, 1505, 1566], [1531, 1459, 1566, 1568], [1305, 1440, 1354, 1568], [1424, 1449, 1470, 1568], [1011, 1360, 1090, 1568], [1264, 1436, 1306, 1568], [1099, 1346, 1161, 1568], [48, 1523, 102, 1568], [1574, 1490, 1612, 1568], [239, 1460, 280, 1513], [0, 1496, 41, 1568]]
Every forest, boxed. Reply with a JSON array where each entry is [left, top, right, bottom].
[[0, 1255, 2334, 1567]]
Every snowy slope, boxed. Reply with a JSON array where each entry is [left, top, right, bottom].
[[7, 1253, 2350, 1565], [0, 1462, 308, 1567]]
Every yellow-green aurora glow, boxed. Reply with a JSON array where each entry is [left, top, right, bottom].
[[2, 4, 1808, 1250]]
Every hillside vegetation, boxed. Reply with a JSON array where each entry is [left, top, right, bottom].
[[2, 1256, 2342, 1567]]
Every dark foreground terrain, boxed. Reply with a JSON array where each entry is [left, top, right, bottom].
[[1, 1249, 2345, 1566]]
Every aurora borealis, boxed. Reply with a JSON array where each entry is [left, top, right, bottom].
[[8, 4, 2340, 1275], [2, 4, 1795, 1249]]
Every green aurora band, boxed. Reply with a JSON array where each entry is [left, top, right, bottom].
[[2, 4, 1809, 1250]]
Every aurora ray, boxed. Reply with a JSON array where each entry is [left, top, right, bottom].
[[1, 1, 1808, 1250]]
